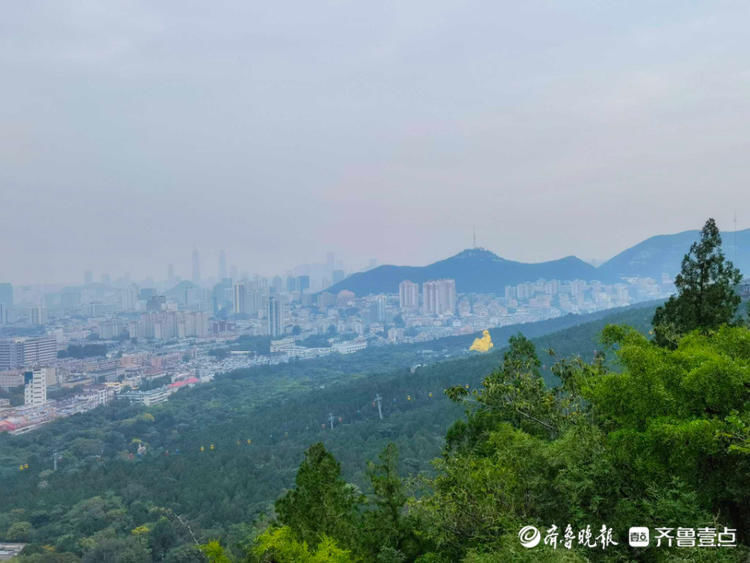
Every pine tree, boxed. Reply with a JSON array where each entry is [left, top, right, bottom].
[[652, 218, 743, 347], [274, 443, 360, 548]]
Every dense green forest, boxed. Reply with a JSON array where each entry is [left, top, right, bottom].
[[1, 305, 654, 562], [2, 221, 748, 562]]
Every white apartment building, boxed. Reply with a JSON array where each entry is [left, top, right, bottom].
[[24, 368, 47, 406]]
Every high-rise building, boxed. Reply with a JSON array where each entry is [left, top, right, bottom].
[[422, 279, 456, 315], [30, 306, 48, 326], [0, 303, 6, 325], [167, 264, 175, 285], [233, 283, 247, 314], [84, 270, 93, 285], [399, 280, 420, 310], [267, 297, 283, 337], [296, 275, 310, 293], [24, 368, 47, 406], [0, 283, 12, 309], [192, 249, 201, 284], [376, 295, 387, 322], [286, 276, 297, 293], [219, 250, 227, 280]]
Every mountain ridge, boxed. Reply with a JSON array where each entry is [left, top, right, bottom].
[[326, 228, 750, 295]]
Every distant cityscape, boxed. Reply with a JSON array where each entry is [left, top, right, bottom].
[[0, 249, 677, 435]]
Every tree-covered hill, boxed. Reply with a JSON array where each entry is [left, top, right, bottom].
[[326, 247, 599, 295], [0, 304, 656, 561], [326, 228, 750, 296]]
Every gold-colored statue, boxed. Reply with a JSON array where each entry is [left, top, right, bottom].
[[470, 329, 493, 352]]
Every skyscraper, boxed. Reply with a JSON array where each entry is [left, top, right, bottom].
[[376, 295, 387, 322], [30, 306, 47, 326], [399, 280, 419, 310], [286, 276, 297, 293], [219, 250, 227, 280], [0, 283, 13, 309], [267, 297, 282, 338], [233, 283, 247, 314], [192, 249, 201, 284], [167, 264, 175, 285], [296, 275, 310, 293]]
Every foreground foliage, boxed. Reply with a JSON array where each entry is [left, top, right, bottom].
[[200, 323, 749, 562]]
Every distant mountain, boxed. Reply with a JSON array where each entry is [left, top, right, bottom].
[[325, 248, 598, 295], [326, 228, 750, 296], [597, 228, 750, 281]]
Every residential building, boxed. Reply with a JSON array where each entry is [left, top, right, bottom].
[[422, 279, 456, 315], [268, 297, 282, 338], [24, 368, 47, 406], [399, 280, 419, 310]]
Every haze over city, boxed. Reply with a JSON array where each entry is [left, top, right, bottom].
[[3, 1, 750, 284], [4, 2, 750, 561]]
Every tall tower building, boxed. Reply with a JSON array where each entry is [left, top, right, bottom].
[[422, 279, 456, 315], [399, 280, 419, 310], [24, 368, 47, 406], [233, 283, 247, 314], [219, 250, 227, 280], [422, 281, 437, 315], [296, 275, 310, 293], [30, 306, 48, 326], [267, 297, 282, 338], [0, 283, 13, 309], [167, 264, 175, 285], [192, 249, 201, 285], [376, 295, 387, 322]]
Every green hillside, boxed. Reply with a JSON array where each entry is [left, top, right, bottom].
[[0, 305, 656, 560]]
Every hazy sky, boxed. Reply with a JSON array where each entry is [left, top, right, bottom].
[[3, 1, 750, 284]]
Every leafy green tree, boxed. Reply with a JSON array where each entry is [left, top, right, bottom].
[[163, 544, 205, 563], [275, 443, 361, 549], [13, 551, 81, 563], [653, 218, 743, 347], [149, 517, 178, 561], [360, 444, 417, 560], [416, 323, 750, 560], [6, 520, 33, 541], [251, 526, 352, 562], [367, 444, 406, 538], [81, 536, 151, 563], [445, 333, 560, 450]]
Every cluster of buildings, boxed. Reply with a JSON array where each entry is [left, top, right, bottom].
[[0, 251, 684, 434], [0, 368, 115, 434]]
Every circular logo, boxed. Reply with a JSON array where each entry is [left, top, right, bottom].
[[518, 525, 541, 548]]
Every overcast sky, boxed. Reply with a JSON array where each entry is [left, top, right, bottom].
[[2, 1, 750, 284]]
